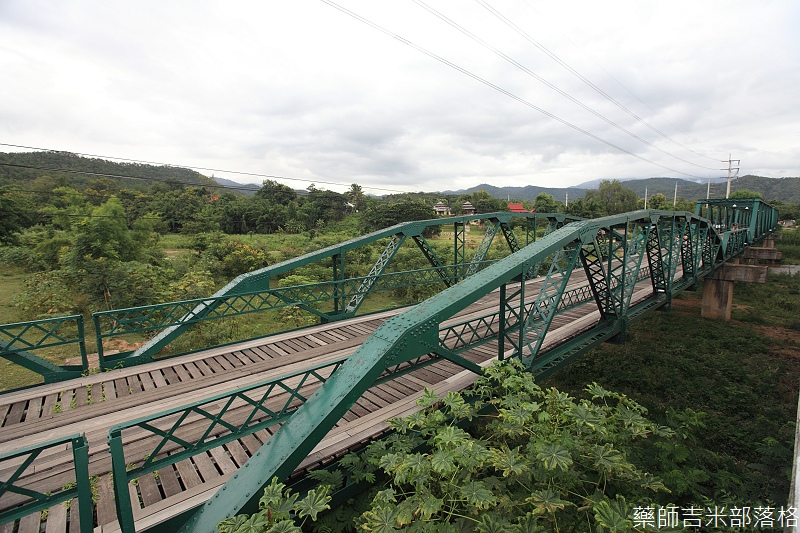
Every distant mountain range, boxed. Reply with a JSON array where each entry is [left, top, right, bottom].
[[440, 176, 800, 204], [2, 151, 797, 204], [439, 183, 587, 203]]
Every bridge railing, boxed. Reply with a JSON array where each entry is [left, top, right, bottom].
[[92, 260, 495, 368], [0, 315, 88, 385], [90, 212, 577, 370], [0, 433, 93, 532]]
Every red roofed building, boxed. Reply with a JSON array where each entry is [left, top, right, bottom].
[[508, 202, 531, 213]]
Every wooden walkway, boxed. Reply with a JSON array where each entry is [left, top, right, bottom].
[[0, 273, 655, 533]]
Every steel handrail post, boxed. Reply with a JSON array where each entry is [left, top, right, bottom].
[[109, 428, 137, 533], [71, 434, 94, 533]]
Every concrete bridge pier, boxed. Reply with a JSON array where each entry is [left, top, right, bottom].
[[701, 264, 768, 320]]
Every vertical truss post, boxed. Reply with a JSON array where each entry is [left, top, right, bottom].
[[646, 222, 667, 295], [581, 232, 611, 319], [345, 234, 406, 313], [499, 222, 521, 253], [72, 435, 94, 533], [617, 222, 650, 315], [498, 277, 525, 360], [526, 217, 536, 246], [454, 221, 466, 283], [332, 253, 345, 315], [109, 428, 136, 533], [520, 243, 581, 368], [412, 235, 453, 287], [464, 220, 501, 278]]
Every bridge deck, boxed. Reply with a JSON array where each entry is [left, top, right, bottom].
[[0, 273, 655, 533]]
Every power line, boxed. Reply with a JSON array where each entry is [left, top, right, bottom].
[[514, 0, 722, 163], [413, 0, 718, 171], [320, 0, 708, 180]]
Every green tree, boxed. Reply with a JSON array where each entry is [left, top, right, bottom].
[[70, 197, 139, 262], [256, 180, 297, 205], [646, 192, 669, 210], [586, 180, 638, 216], [346, 183, 367, 212], [0, 186, 33, 244], [533, 193, 558, 213], [360, 200, 439, 237], [730, 189, 764, 200]]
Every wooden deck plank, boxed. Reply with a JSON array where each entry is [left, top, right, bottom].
[[16, 511, 41, 533], [211, 356, 233, 372], [74, 386, 89, 409], [114, 378, 130, 398], [139, 372, 156, 392], [26, 396, 43, 422], [0, 403, 11, 425], [44, 502, 68, 533], [208, 446, 237, 475], [69, 497, 83, 533], [191, 359, 214, 377], [95, 473, 118, 527], [240, 434, 263, 455], [157, 465, 183, 498], [191, 452, 220, 483], [160, 367, 179, 385], [174, 458, 202, 490], [4, 401, 26, 425], [226, 441, 250, 467], [150, 369, 168, 388], [137, 472, 163, 507]]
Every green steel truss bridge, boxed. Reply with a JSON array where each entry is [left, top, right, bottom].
[[0, 199, 779, 533]]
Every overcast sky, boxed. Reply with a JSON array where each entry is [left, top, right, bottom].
[[1, 1, 798, 194]]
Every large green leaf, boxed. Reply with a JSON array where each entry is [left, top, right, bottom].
[[359, 506, 398, 533], [266, 521, 301, 533], [536, 443, 573, 471], [430, 449, 456, 475], [459, 481, 497, 509], [593, 497, 631, 533], [294, 486, 331, 521]]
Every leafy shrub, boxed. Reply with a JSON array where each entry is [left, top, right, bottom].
[[353, 361, 673, 532]]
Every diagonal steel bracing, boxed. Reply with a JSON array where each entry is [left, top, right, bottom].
[[464, 220, 501, 277], [520, 244, 581, 368], [346, 234, 405, 313]]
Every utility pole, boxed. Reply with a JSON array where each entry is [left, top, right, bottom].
[[673, 181, 678, 208], [723, 154, 740, 198], [644, 187, 648, 209], [565, 192, 569, 207]]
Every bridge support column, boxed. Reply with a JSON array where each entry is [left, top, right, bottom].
[[701, 278, 735, 320], [701, 264, 768, 320]]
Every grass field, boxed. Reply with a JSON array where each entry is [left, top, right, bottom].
[[546, 275, 800, 504]]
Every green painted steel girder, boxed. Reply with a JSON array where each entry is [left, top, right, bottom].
[[52, 202, 770, 533]]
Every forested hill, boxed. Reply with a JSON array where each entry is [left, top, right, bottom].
[[621, 175, 800, 203], [442, 175, 800, 204], [439, 183, 586, 202], [0, 151, 216, 191]]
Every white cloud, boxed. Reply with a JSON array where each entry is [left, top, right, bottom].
[[1, 0, 798, 194]]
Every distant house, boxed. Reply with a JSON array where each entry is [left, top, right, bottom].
[[508, 202, 530, 213], [462, 201, 477, 216], [433, 201, 451, 216]]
